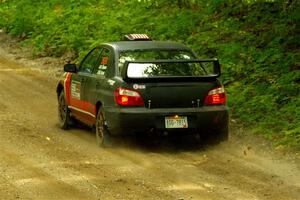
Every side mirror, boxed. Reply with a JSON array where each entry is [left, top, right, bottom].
[[64, 63, 77, 73]]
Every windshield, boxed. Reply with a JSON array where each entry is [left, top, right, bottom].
[[118, 50, 195, 74]]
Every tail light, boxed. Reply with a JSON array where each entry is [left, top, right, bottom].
[[114, 87, 144, 106], [204, 86, 226, 105]]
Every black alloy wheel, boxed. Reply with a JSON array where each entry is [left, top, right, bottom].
[[95, 108, 110, 147]]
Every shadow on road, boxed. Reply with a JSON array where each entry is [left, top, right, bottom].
[[56, 122, 223, 153], [110, 134, 214, 153]]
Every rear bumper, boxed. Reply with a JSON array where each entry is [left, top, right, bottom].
[[104, 106, 229, 135]]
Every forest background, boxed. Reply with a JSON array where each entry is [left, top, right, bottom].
[[0, 0, 299, 149]]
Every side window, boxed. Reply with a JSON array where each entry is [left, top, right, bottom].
[[94, 48, 111, 77], [79, 48, 102, 74]]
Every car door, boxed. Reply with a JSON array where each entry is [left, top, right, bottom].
[[84, 47, 115, 112], [69, 48, 102, 125]]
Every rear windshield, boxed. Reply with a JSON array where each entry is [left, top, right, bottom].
[[126, 60, 218, 78], [118, 50, 195, 74]]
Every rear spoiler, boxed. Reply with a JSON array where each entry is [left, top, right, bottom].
[[122, 59, 221, 83]]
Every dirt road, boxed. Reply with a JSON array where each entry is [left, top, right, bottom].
[[0, 38, 299, 200]]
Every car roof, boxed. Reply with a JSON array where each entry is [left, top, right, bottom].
[[102, 41, 192, 52]]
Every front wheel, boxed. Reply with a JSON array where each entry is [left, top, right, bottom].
[[95, 108, 111, 147], [58, 91, 71, 129]]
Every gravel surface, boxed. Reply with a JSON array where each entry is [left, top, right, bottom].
[[0, 32, 299, 200]]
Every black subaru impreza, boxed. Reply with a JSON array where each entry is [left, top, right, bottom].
[[56, 34, 229, 146]]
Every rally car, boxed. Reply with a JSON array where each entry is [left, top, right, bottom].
[[56, 34, 229, 146]]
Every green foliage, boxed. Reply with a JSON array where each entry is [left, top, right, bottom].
[[0, 0, 299, 149]]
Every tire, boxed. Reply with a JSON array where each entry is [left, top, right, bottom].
[[95, 108, 111, 147], [58, 91, 71, 129]]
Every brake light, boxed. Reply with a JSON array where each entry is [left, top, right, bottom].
[[114, 87, 144, 106], [204, 86, 226, 105]]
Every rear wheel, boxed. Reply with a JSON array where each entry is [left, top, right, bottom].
[[58, 91, 71, 129], [95, 108, 111, 147]]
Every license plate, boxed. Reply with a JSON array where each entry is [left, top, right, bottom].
[[165, 116, 188, 128]]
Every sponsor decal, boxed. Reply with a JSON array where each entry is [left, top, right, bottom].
[[133, 84, 146, 90], [96, 64, 107, 76], [101, 56, 108, 65], [71, 80, 81, 100], [107, 79, 115, 86]]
